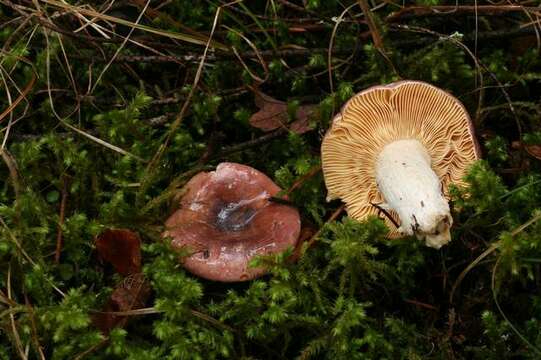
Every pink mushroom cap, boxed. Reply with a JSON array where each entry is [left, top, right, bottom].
[[163, 162, 301, 282]]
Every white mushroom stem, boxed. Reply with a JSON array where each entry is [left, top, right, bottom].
[[375, 139, 452, 249]]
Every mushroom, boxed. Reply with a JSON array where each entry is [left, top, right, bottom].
[[163, 162, 301, 281], [321, 81, 480, 249]]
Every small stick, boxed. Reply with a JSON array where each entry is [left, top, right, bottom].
[[305, 205, 345, 249], [404, 298, 438, 311], [370, 202, 400, 229], [270, 165, 322, 208], [357, 0, 384, 51], [268, 196, 295, 206], [216, 128, 286, 158], [284, 165, 322, 197], [357, 0, 400, 76], [387, 5, 541, 23], [54, 177, 68, 263], [276, 0, 319, 16], [0, 149, 22, 208], [24, 295, 46, 360]]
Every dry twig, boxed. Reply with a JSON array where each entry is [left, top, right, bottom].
[[54, 176, 69, 263]]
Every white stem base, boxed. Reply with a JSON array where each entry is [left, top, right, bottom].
[[375, 139, 452, 249]]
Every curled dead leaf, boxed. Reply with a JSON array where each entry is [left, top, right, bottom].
[[92, 273, 151, 334], [249, 90, 316, 134], [95, 229, 142, 276], [525, 144, 541, 160]]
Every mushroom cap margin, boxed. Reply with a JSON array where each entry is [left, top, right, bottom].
[[163, 162, 301, 282]]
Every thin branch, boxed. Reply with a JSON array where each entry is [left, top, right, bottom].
[[7, 266, 27, 360], [54, 176, 68, 263], [215, 128, 286, 159], [305, 205, 345, 249], [450, 211, 541, 303], [357, 0, 384, 50], [89, 0, 151, 93], [387, 5, 541, 22], [0, 147, 23, 228], [370, 202, 400, 229], [357, 0, 400, 77], [284, 165, 322, 197]]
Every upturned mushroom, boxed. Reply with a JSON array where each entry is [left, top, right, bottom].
[[163, 162, 301, 282], [321, 81, 480, 249]]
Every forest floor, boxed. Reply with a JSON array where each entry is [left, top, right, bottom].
[[1, 1, 541, 359]]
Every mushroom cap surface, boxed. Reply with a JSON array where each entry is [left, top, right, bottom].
[[163, 162, 301, 282], [321, 81, 480, 236]]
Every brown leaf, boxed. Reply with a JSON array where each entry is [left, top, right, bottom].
[[250, 92, 288, 131], [290, 104, 317, 134], [249, 91, 315, 134], [92, 273, 151, 334], [525, 144, 541, 160], [95, 229, 141, 276]]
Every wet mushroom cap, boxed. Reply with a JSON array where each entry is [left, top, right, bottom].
[[163, 162, 301, 282], [321, 81, 480, 237]]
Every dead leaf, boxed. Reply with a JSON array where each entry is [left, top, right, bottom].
[[92, 229, 150, 334], [249, 90, 315, 134], [92, 273, 151, 334], [95, 229, 141, 276], [525, 144, 541, 160], [290, 104, 317, 134]]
